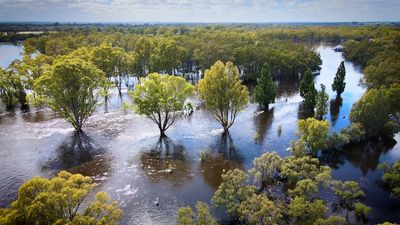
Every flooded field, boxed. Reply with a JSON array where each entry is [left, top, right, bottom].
[[0, 44, 399, 224]]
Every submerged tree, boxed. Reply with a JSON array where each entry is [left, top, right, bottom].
[[315, 84, 329, 120], [131, 73, 194, 137], [34, 58, 107, 132], [300, 69, 317, 109], [332, 61, 346, 96], [198, 61, 249, 133], [255, 64, 276, 110], [0, 171, 122, 225], [0, 68, 24, 109]]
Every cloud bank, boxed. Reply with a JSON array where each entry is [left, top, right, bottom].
[[0, 0, 399, 22]]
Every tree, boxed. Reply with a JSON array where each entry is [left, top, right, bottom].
[[131, 73, 194, 137], [134, 37, 153, 77], [249, 151, 282, 185], [296, 118, 330, 153], [380, 161, 400, 198], [333, 181, 365, 218], [353, 202, 371, 220], [238, 194, 282, 225], [212, 169, 256, 217], [150, 38, 186, 75], [255, 64, 276, 110], [332, 61, 346, 96], [33, 58, 107, 132], [314, 84, 329, 120], [313, 216, 346, 225], [288, 196, 327, 225], [198, 61, 249, 133], [177, 202, 219, 225], [280, 155, 332, 186], [300, 69, 317, 109], [0, 68, 25, 109], [0, 171, 122, 225]]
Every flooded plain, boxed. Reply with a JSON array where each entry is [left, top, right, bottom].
[[0, 44, 399, 224]]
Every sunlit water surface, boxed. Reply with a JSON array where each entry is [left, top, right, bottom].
[[0, 44, 399, 224]]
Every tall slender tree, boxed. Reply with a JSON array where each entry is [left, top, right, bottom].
[[255, 64, 276, 110], [300, 69, 317, 109], [332, 61, 346, 96], [315, 84, 329, 120]]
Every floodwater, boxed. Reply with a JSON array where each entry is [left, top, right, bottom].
[[0, 44, 399, 224]]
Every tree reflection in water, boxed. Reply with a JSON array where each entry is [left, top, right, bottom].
[[139, 137, 193, 186], [319, 137, 397, 175], [253, 108, 274, 144], [298, 102, 314, 120], [199, 133, 244, 190], [42, 132, 108, 175], [330, 96, 343, 126]]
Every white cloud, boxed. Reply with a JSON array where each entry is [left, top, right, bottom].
[[0, 0, 398, 22]]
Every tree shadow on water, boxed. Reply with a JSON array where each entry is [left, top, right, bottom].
[[199, 133, 245, 189], [42, 132, 107, 173], [139, 137, 193, 186], [330, 96, 343, 127], [319, 137, 397, 176], [253, 108, 274, 144]]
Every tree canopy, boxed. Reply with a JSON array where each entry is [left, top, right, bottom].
[[198, 61, 249, 133], [131, 73, 194, 136], [255, 64, 276, 110], [33, 58, 108, 132]]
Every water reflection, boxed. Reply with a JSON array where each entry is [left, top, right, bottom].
[[139, 137, 193, 186], [330, 96, 343, 126], [319, 138, 397, 175], [253, 109, 274, 144], [42, 132, 107, 171], [210, 133, 244, 163], [199, 154, 243, 190], [297, 102, 314, 120], [276, 79, 300, 99]]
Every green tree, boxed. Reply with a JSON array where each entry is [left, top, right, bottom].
[[150, 38, 186, 75], [249, 151, 282, 185], [212, 169, 256, 217], [353, 202, 371, 220], [380, 161, 400, 198], [134, 37, 153, 77], [177, 202, 219, 225], [238, 194, 282, 225], [288, 196, 327, 225], [0, 68, 25, 109], [313, 216, 346, 225], [300, 69, 317, 109], [296, 118, 330, 153], [280, 155, 331, 186], [33, 58, 107, 132], [198, 61, 249, 133], [0, 171, 122, 225], [255, 64, 276, 110], [314, 84, 329, 120], [333, 181, 365, 218], [131, 73, 194, 137], [332, 61, 346, 96]]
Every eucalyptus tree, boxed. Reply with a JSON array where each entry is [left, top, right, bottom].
[[198, 61, 249, 133], [131, 73, 194, 137], [33, 58, 108, 132]]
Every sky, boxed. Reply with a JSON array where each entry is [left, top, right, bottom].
[[0, 0, 399, 23]]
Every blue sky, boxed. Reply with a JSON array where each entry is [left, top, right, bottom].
[[0, 0, 399, 23]]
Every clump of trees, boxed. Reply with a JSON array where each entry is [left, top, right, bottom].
[[255, 64, 276, 110], [380, 161, 400, 198], [131, 73, 194, 137], [33, 58, 108, 132], [350, 84, 400, 137], [0, 66, 28, 110], [198, 61, 249, 133], [0, 171, 122, 225]]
